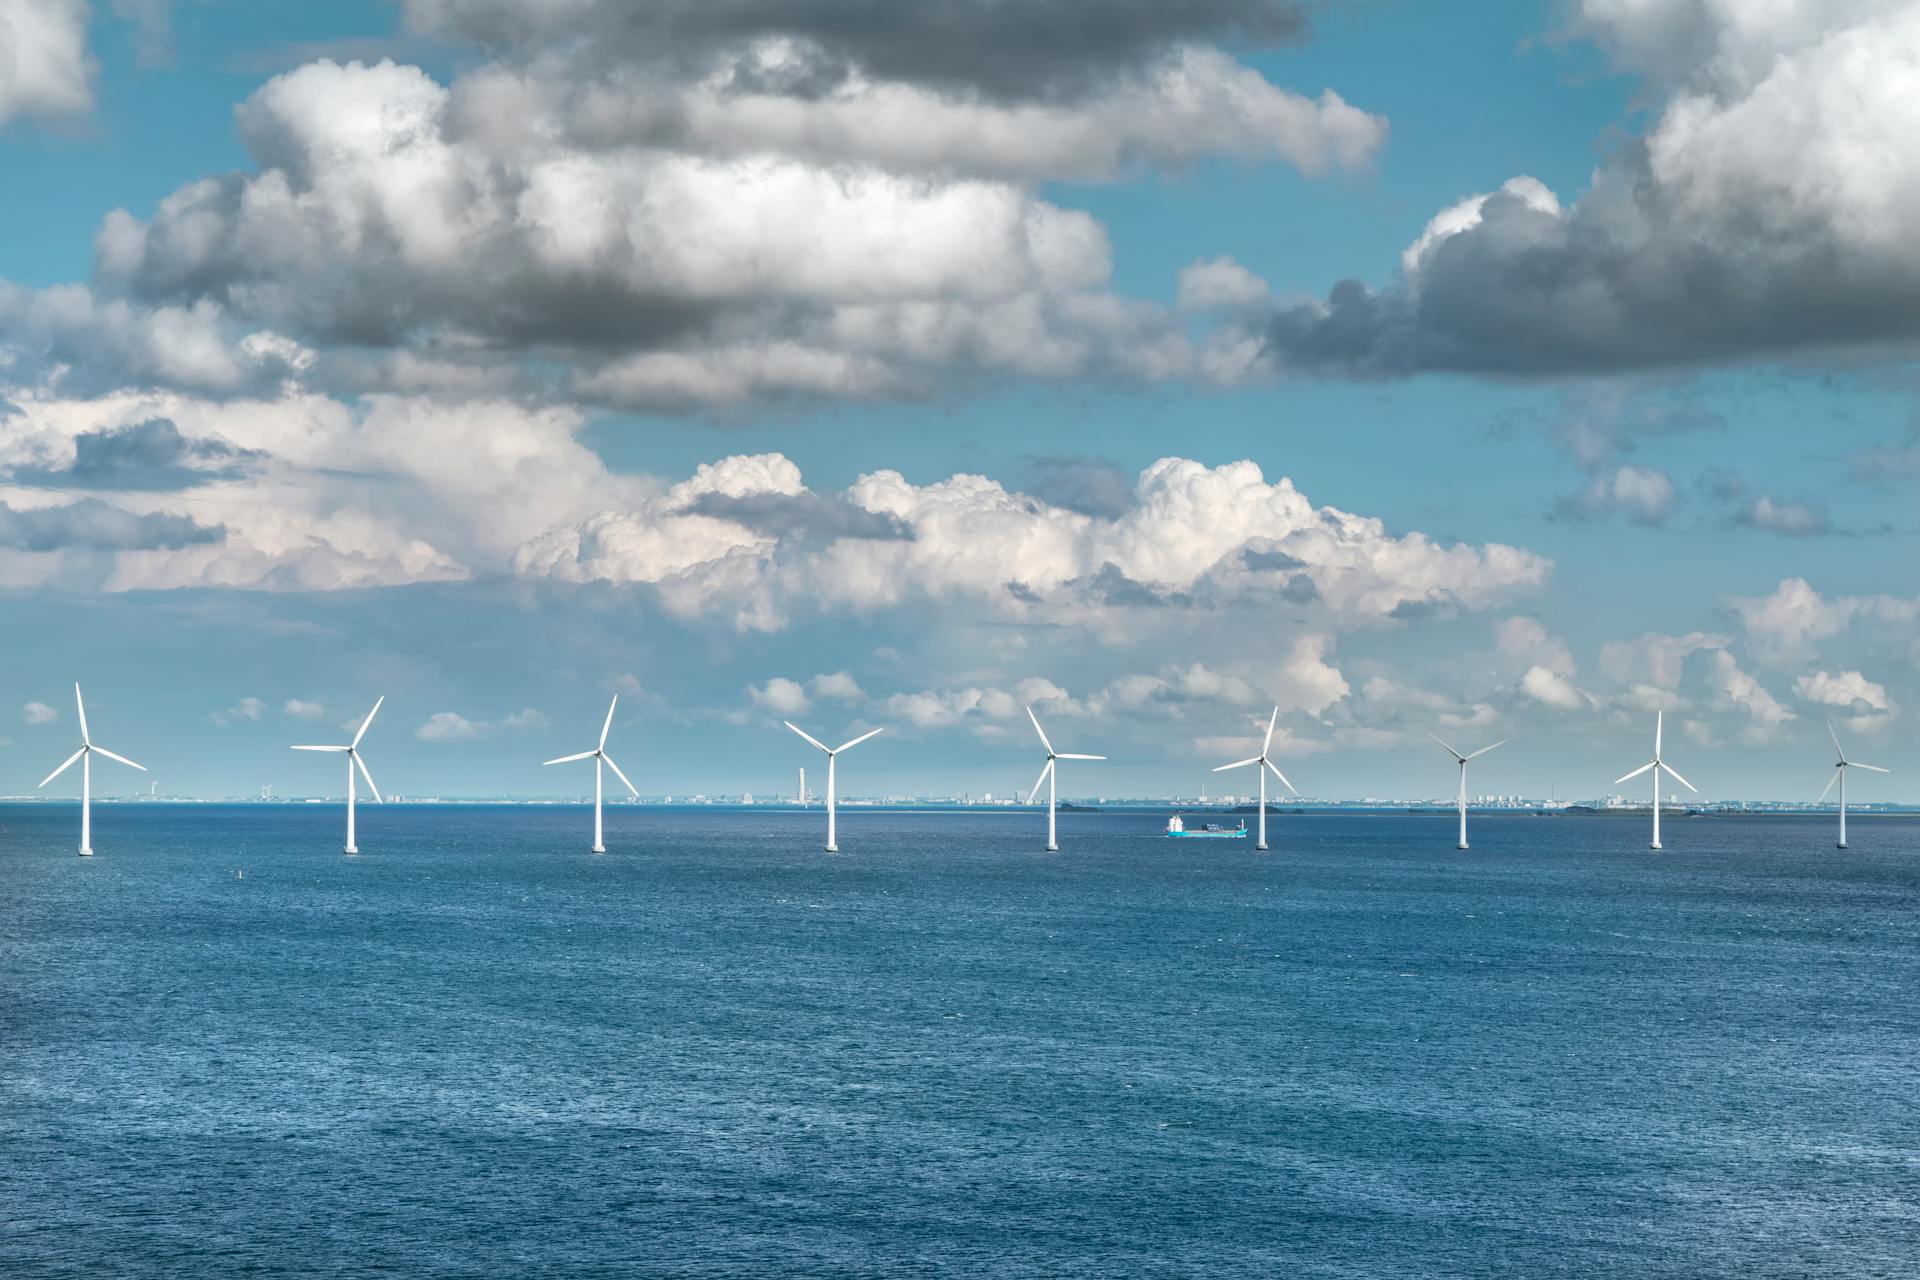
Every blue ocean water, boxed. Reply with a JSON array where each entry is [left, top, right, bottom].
[[2, 804, 1917, 1278]]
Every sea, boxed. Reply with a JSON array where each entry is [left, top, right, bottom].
[[2, 804, 1916, 1278]]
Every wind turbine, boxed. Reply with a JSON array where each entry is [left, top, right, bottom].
[[1213, 706, 1297, 851], [39, 683, 146, 856], [544, 695, 638, 853], [1821, 717, 1888, 850], [784, 722, 883, 852], [292, 697, 384, 854], [1428, 732, 1508, 850], [1026, 706, 1105, 851], [1613, 710, 1695, 850]]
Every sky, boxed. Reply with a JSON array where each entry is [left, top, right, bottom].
[[1, 0, 1917, 803]]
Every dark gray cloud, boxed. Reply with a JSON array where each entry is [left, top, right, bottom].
[[1263, 173, 1920, 377], [405, 0, 1311, 100], [14, 418, 259, 490], [0, 499, 226, 551], [687, 490, 910, 543]]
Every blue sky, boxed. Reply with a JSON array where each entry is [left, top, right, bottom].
[[2, 0, 1916, 802]]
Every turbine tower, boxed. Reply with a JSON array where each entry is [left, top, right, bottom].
[[1428, 732, 1508, 850], [1026, 706, 1104, 851], [543, 695, 638, 853], [292, 697, 385, 854], [784, 722, 883, 852], [1613, 710, 1696, 850], [39, 683, 146, 856], [1820, 717, 1888, 850], [1213, 706, 1297, 851]]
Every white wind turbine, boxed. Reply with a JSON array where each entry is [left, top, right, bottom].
[[1821, 717, 1888, 850], [1428, 732, 1508, 850], [544, 695, 638, 853], [1213, 706, 1297, 851], [784, 722, 884, 852], [39, 683, 146, 856], [1026, 706, 1105, 851], [1613, 710, 1695, 850], [292, 697, 384, 854]]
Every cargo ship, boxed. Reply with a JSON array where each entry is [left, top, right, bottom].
[[1165, 814, 1248, 839]]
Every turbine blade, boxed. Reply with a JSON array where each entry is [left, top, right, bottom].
[[601, 753, 640, 798], [600, 695, 618, 750], [1827, 716, 1845, 763], [1465, 738, 1509, 761], [353, 752, 383, 803], [1056, 753, 1104, 761], [1614, 761, 1656, 785], [833, 727, 884, 754], [784, 722, 830, 754], [291, 745, 349, 752], [1654, 709, 1663, 758], [39, 748, 84, 788], [1426, 731, 1463, 761], [91, 745, 146, 772], [74, 683, 90, 745], [1026, 705, 1054, 756], [1265, 758, 1300, 796], [352, 696, 384, 749], [1262, 706, 1278, 759], [1853, 762, 1890, 774], [1818, 770, 1840, 802], [1213, 757, 1259, 773], [1027, 759, 1053, 805], [1659, 762, 1697, 793], [543, 750, 596, 765]]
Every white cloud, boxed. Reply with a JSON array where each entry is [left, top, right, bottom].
[[515, 453, 1551, 633], [1724, 577, 1920, 665], [1520, 665, 1590, 711], [1794, 669, 1892, 712], [1737, 496, 1826, 536], [416, 711, 483, 743], [1598, 631, 1728, 690], [22, 698, 56, 725], [809, 671, 864, 701], [211, 696, 266, 726], [749, 677, 811, 716], [283, 698, 325, 719], [1561, 465, 1677, 526], [1177, 256, 1271, 311], [1700, 648, 1795, 740], [0, 0, 92, 126], [1495, 616, 1574, 677]]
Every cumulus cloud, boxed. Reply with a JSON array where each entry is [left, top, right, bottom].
[[1520, 665, 1590, 711], [417, 707, 551, 741], [1177, 256, 1271, 311], [512, 453, 1551, 633], [211, 696, 267, 726], [1555, 465, 1676, 526], [1261, 2, 1920, 377], [809, 671, 863, 701], [749, 677, 811, 716], [1726, 577, 1920, 665], [1699, 648, 1795, 740], [22, 698, 56, 725], [1736, 496, 1826, 537], [0, 0, 91, 125], [1794, 669, 1893, 712], [13, 2, 1380, 412]]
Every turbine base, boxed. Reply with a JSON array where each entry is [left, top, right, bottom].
[[1649, 842, 1662, 851], [591, 845, 606, 855], [1256, 843, 1269, 852], [78, 848, 93, 857], [1457, 843, 1469, 851], [344, 846, 358, 856], [1045, 842, 1058, 852], [1837, 842, 1848, 850], [824, 844, 838, 854]]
